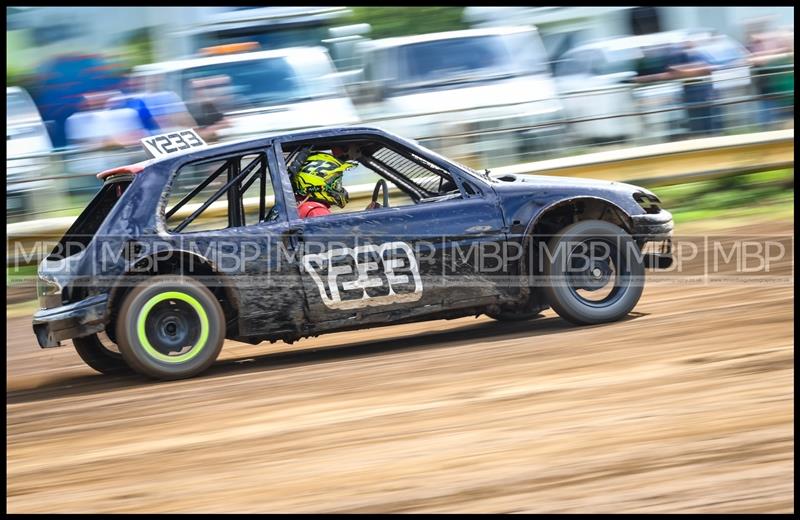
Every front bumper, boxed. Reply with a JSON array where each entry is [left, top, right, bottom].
[[32, 294, 109, 348], [632, 210, 674, 269], [631, 209, 674, 239]]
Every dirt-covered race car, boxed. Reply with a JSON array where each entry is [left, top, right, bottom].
[[33, 126, 673, 380]]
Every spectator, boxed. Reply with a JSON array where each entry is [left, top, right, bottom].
[[64, 90, 147, 195], [108, 76, 198, 136], [746, 30, 795, 129], [185, 75, 232, 142], [65, 91, 146, 150], [635, 38, 721, 137], [670, 38, 722, 137], [107, 77, 160, 135], [144, 90, 199, 134]]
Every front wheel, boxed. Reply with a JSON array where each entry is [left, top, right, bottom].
[[115, 275, 226, 380], [73, 332, 133, 375], [542, 220, 644, 325]]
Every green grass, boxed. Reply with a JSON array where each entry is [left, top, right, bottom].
[[7, 264, 38, 282], [651, 168, 794, 224]]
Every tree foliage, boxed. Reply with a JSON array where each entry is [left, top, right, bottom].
[[347, 7, 468, 40]]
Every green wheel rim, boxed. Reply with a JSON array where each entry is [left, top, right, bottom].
[[136, 291, 210, 364]]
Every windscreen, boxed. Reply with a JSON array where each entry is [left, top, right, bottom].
[[395, 32, 548, 90], [596, 47, 643, 75], [179, 55, 342, 108], [195, 26, 329, 52]]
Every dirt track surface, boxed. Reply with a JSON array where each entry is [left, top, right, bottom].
[[6, 222, 794, 513]]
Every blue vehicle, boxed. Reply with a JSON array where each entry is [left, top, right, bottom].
[[32, 53, 127, 148], [33, 126, 673, 380]]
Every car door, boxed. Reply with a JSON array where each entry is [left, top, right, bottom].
[[161, 145, 306, 339], [272, 137, 509, 329]]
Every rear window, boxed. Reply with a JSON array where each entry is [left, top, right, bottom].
[[47, 177, 132, 260]]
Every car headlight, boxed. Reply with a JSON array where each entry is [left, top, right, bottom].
[[633, 192, 662, 214], [36, 276, 62, 309]]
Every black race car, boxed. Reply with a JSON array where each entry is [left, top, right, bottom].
[[33, 126, 673, 380]]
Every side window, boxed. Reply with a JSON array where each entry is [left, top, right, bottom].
[[165, 151, 279, 233], [369, 146, 460, 201], [556, 51, 591, 77], [282, 139, 464, 218], [461, 179, 480, 197], [555, 53, 578, 77]]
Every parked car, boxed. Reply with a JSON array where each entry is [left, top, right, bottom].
[[554, 29, 753, 143], [132, 46, 361, 140], [353, 26, 568, 167], [7, 86, 54, 221], [33, 126, 673, 380]]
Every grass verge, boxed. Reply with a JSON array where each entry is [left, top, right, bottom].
[[651, 168, 794, 224]]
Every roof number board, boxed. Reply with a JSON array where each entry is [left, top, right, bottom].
[[141, 129, 207, 158]]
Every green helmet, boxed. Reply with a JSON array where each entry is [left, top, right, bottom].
[[292, 152, 354, 208]]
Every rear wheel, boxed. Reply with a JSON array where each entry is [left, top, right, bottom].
[[542, 220, 644, 325], [73, 332, 133, 375], [115, 275, 225, 380]]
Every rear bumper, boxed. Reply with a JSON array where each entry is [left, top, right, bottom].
[[32, 294, 109, 348]]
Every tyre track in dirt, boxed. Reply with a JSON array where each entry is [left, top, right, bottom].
[[6, 222, 794, 513]]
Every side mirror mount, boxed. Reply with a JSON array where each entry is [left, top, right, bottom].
[[607, 71, 639, 83]]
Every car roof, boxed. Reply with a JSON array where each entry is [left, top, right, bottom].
[[133, 46, 328, 75], [568, 29, 715, 54], [365, 25, 537, 51], [178, 6, 348, 36], [129, 125, 394, 171]]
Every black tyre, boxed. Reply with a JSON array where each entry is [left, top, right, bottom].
[[73, 332, 133, 375], [542, 220, 644, 325], [115, 275, 225, 380]]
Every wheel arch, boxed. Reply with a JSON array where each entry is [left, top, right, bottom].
[[518, 196, 635, 280], [107, 249, 241, 338]]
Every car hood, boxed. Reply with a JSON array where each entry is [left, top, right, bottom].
[[217, 98, 361, 138], [380, 75, 561, 117], [490, 172, 655, 213]]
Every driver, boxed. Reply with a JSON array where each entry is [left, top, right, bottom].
[[292, 146, 360, 218]]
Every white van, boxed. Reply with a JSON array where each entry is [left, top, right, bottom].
[[7, 87, 54, 220], [354, 26, 567, 167], [133, 46, 361, 140]]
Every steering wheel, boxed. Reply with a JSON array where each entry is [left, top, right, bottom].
[[369, 179, 389, 210]]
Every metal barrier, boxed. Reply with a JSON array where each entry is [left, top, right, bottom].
[[6, 67, 794, 223], [7, 128, 794, 267]]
